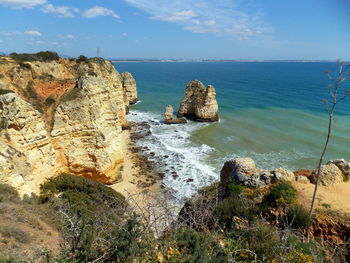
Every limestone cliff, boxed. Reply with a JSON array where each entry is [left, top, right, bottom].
[[177, 80, 218, 122], [121, 72, 138, 111], [0, 54, 134, 195]]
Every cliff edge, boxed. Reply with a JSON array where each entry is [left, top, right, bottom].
[[0, 53, 136, 195]]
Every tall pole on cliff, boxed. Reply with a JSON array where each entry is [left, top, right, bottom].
[[97, 47, 100, 58]]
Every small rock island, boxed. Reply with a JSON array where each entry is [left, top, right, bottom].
[[163, 105, 187, 124], [178, 79, 219, 122]]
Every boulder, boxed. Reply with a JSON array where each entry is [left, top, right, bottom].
[[177, 80, 218, 122], [218, 158, 298, 198], [328, 159, 350, 181], [311, 163, 344, 186], [218, 158, 257, 198], [163, 105, 187, 124], [272, 168, 295, 182], [296, 176, 309, 184]]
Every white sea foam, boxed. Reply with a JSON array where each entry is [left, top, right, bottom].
[[127, 110, 217, 203]]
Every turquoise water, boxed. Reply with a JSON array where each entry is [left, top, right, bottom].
[[114, 62, 350, 200]]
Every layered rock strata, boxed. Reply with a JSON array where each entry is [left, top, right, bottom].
[[121, 72, 138, 111], [163, 105, 187, 124], [177, 80, 218, 122], [0, 55, 134, 195]]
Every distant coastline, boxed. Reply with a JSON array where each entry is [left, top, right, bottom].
[[110, 58, 338, 63]]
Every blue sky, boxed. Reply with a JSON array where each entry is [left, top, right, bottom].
[[0, 0, 349, 60]]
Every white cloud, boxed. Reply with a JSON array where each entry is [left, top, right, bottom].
[[58, 34, 76, 39], [41, 4, 79, 18], [0, 0, 46, 9], [123, 0, 272, 39], [24, 30, 41, 36], [82, 6, 119, 19], [0, 31, 21, 36], [0, 40, 3, 43], [122, 32, 128, 37], [151, 10, 197, 22]]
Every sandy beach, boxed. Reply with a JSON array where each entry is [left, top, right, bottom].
[[110, 123, 161, 210]]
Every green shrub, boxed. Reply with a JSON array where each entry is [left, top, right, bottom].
[[0, 184, 19, 202], [287, 204, 312, 229], [38, 174, 151, 263], [10, 51, 59, 62], [265, 183, 297, 206], [39, 173, 126, 208], [225, 222, 280, 262], [227, 180, 242, 197], [18, 62, 31, 70], [76, 55, 89, 63], [161, 227, 227, 263], [215, 195, 259, 229]]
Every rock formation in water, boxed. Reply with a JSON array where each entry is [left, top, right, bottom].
[[177, 80, 218, 122], [163, 104, 187, 124], [0, 53, 135, 195], [121, 72, 138, 111]]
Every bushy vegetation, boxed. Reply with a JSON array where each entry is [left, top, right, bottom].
[[0, 176, 347, 263], [0, 184, 20, 202], [287, 204, 312, 229], [159, 227, 227, 263], [10, 51, 59, 62], [265, 182, 297, 206], [76, 55, 89, 64], [38, 174, 152, 262]]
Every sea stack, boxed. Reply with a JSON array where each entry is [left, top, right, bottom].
[[121, 72, 138, 111], [163, 105, 187, 124], [177, 80, 218, 122]]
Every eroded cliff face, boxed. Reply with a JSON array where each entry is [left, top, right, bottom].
[[121, 72, 138, 111], [178, 80, 218, 121], [0, 56, 132, 195]]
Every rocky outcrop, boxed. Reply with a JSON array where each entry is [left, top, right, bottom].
[[328, 159, 350, 181], [218, 158, 295, 198], [310, 163, 344, 186], [0, 55, 135, 195], [296, 176, 309, 184], [163, 105, 187, 124], [177, 80, 218, 122], [121, 72, 138, 111]]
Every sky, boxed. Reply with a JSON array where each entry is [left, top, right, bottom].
[[0, 0, 349, 60]]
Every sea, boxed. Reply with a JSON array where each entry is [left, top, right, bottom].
[[114, 62, 350, 202]]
